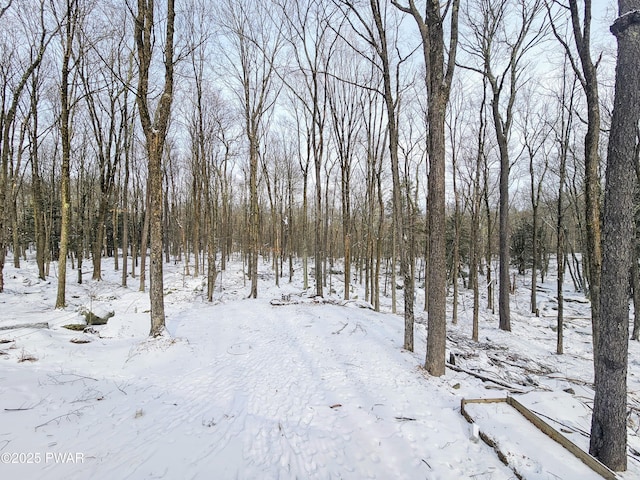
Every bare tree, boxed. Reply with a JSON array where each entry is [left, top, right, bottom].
[[28, 65, 47, 280], [273, 0, 335, 298], [54, 0, 81, 308], [0, 0, 49, 293], [79, 15, 130, 281], [120, 56, 135, 287], [134, 0, 176, 336], [547, 0, 603, 365], [217, 0, 281, 299], [465, 80, 490, 342], [462, 0, 545, 331], [552, 59, 576, 354], [392, 0, 460, 376], [519, 89, 550, 315], [326, 46, 363, 300], [335, 0, 418, 350], [445, 82, 466, 326]]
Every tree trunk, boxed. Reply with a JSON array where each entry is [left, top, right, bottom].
[[55, 0, 76, 309], [121, 106, 131, 287], [589, 5, 640, 470], [494, 91, 511, 332], [531, 202, 538, 314], [139, 185, 150, 292], [148, 136, 166, 336], [134, 0, 175, 336], [248, 134, 259, 298], [632, 254, 640, 341], [30, 73, 46, 280], [568, 0, 603, 364]]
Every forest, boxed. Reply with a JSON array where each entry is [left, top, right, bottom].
[[0, 0, 639, 474]]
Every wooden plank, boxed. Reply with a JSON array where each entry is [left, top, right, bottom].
[[460, 397, 524, 479], [461, 396, 618, 480], [506, 396, 618, 480]]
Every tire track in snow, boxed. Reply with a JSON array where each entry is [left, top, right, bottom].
[[14, 298, 514, 480]]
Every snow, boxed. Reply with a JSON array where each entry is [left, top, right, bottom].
[[0, 254, 639, 479]]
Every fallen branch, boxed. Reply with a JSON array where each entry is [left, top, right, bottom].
[[0, 322, 48, 331], [35, 407, 89, 431], [487, 353, 552, 376], [445, 362, 528, 394], [546, 375, 593, 388]]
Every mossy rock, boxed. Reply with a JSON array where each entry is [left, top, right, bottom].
[[80, 308, 115, 325], [63, 324, 87, 331]]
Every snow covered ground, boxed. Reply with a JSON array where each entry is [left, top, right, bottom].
[[1, 254, 639, 479]]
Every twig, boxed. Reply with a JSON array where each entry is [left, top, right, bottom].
[[47, 372, 98, 384], [34, 407, 89, 431], [546, 375, 593, 388], [529, 409, 590, 438], [332, 322, 349, 335], [114, 381, 129, 395]]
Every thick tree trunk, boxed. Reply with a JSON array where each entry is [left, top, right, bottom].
[[632, 255, 640, 341], [583, 63, 602, 364], [426, 100, 448, 375], [148, 136, 166, 336], [134, 0, 175, 336], [494, 92, 511, 332], [589, 4, 640, 470]]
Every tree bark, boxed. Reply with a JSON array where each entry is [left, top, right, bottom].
[[134, 0, 175, 337], [569, 0, 602, 364], [393, 0, 460, 372], [589, 2, 640, 470], [55, 0, 77, 308]]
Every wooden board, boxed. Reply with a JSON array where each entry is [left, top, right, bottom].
[[461, 396, 617, 480]]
